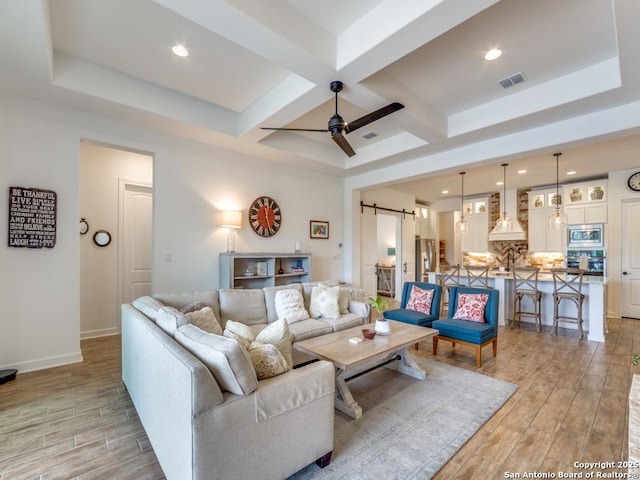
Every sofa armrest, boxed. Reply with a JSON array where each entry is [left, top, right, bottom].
[[255, 360, 334, 422], [348, 300, 370, 320]]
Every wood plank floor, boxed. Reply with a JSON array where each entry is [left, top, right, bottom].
[[0, 317, 637, 479]]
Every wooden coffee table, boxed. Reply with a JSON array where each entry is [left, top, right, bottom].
[[294, 320, 438, 419]]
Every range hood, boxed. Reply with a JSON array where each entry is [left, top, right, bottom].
[[488, 189, 527, 241]]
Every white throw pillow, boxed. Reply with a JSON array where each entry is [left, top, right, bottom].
[[223, 320, 256, 346], [255, 319, 293, 368], [185, 306, 223, 335], [309, 285, 340, 319], [274, 289, 309, 324]]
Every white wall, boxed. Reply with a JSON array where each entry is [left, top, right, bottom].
[[0, 92, 344, 372], [79, 143, 153, 339], [0, 94, 82, 372], [605, 168, 640, 318]]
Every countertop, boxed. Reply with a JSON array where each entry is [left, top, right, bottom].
[[430, 270, 607, 284]]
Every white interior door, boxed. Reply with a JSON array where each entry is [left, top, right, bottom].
[[360, 208, 378, 299], [400, 215, 416, 296], [120, 181, 153, 308], [621, 198, 640, 318]]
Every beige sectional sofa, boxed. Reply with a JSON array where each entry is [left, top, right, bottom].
[[121, 281, 369, 480]]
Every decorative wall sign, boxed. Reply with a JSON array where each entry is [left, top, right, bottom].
[[310, 220, 329, 239], [8, 186, 57, 248]]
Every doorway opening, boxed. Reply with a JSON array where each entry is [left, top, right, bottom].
[[79, 142, 153, 339]]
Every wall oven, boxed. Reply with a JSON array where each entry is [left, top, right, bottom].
[[566, 249, 606, 276]]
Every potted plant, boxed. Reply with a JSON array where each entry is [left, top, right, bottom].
[[369, 295, 391, 335]]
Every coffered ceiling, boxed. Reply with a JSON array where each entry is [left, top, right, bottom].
[[1, 0, 639, 201]]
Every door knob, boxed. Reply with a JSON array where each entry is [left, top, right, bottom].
[[623, 271, 629, 275]]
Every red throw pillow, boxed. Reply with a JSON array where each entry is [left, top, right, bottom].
[[452, 293, 489, 323], [406, 286, 434, 314]]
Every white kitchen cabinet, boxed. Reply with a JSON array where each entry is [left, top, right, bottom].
[[565, 204, 607, 224], [528, 190, 565, 252], [461, 197, 489, 252], [563, 179, 607, 224]]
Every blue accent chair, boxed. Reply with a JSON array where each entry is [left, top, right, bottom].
[[383, 282, 442, 327], [432, 286, 499, 367], [383, 282, 442, 350]]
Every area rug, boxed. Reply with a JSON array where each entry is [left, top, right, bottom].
[[289, 355, 517, 480]]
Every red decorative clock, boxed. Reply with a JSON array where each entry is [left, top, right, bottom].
[[249, 196, 281, 237]]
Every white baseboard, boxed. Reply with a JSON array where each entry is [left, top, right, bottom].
[[2, 351, 83, 374], [80, 327, 119, 340]]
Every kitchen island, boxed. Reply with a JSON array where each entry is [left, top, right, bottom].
[[428, 270, 607, 342]]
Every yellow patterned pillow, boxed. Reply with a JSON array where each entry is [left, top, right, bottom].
[[255, 319, 293, 368], [248, 341, 290, 379]]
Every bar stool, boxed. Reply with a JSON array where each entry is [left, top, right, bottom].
[[511, 267, 542, 331], [550, 268, 586, 339], [439, 264, 463, 316], [465, 265, 491, 289]]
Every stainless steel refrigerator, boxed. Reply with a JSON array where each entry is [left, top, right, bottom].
[[416, 238, 436, 280]]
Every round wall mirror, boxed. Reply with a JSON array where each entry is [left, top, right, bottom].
[[93, 229, 111, 247], [79, 218, 89, 235]]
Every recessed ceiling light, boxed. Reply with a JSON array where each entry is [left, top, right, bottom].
[[442, 190, 449, 194], [484, 48, 502, 61], [496, 181, 504, 186], [172, 44, 189, 57], [566, 170, 577, 175], [518, 169, 527, 174]]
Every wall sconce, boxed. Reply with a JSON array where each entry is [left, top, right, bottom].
[[220, 210, 242, 253]]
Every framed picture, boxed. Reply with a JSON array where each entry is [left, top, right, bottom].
[[310, 220, 329, 239]]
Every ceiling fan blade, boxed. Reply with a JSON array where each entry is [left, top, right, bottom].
[[261, 127, 329, 133], [344, 102, 405, 134], [331, 130, 356, 157]]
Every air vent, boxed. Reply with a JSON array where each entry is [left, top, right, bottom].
[[498, 72, 525, 89], [361, 131, 378, 140]]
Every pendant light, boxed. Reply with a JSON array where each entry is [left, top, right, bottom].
[[547, 152, 568, 229], [455, 172, 469, 234], [494, 163, 513, 232]]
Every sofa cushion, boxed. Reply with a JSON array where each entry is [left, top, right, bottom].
[[156, 306, 189, 336], [185, 306, 223, 335], [288, 318, 333, 342], [274, 289, 309, 324], [309, 286, 340, 319], [218, 289, 267, 327], [406, 285, 434, 314], [153, 291, 220, 319], [263, 283, 303, 323], [248, 341, 290, 380], [383, 308, 436, 327], [453, 293, 489, 323], [432, 318, 496, 344], [319, 312, 365, 332], [175, 324, 258, 396], [223, 320, 256, 348], [338, 287, 353, 314], [132, 296, 165, 322]]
